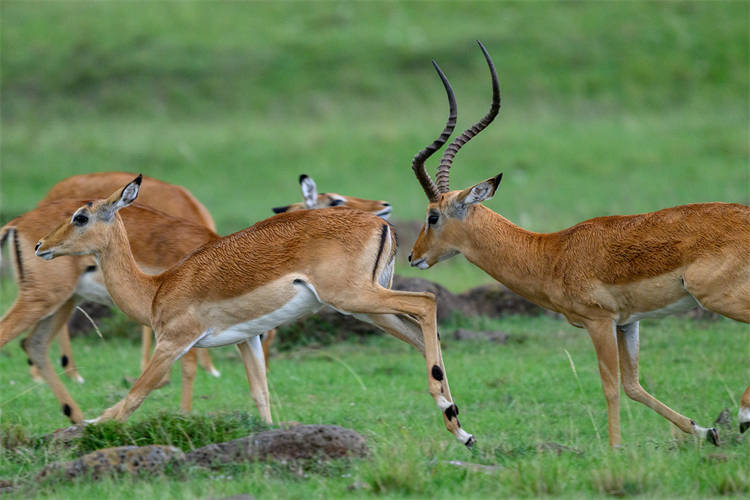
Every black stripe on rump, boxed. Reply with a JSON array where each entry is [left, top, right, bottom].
[[12, 229, 24, 281], [371, 224, 388, 283]]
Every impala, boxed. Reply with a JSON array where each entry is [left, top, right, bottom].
[[35, 177, 474, 446], [32, 172, 221, 383], [1, 199, 220, 422], [272, 174, 392, 219], [408, 41, 750, 445]]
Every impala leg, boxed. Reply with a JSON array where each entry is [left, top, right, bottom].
[[585, 319, 622, 448], [140, 326, 171, 389], [197, 348, 220, 377], [260, 329, 277, 371], [324, 286, 473, 447], [0, 299, 47, 349], [237, 337, 272, 423], [740, 384, 750, 433], [93, 337, 187, 423], [179, 348, 197, 412], [140, 326, 152, 373], [616, 322, 718, 445], [56, 323, 84, 383], [22, 298, 85, 423]]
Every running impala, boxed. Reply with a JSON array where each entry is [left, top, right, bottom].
[[408, 41, 750, 445], [35, 176, 474, 446]]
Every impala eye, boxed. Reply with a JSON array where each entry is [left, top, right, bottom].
[[73, 213, 89, 225], [428, 214, 439, 225], [329, 199, 344, 207]]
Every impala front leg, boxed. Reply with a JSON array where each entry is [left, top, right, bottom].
[[95, 337, 186, 422], [585, 319, 622, 448], [740, 384, 750, 433]]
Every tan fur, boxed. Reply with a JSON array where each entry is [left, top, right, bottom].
[[35, 179, 474, 446], [412, 187, 750, 445], [30, 172, 220, 382], [0, 200, 219, 422], [281, 192, 391, 214]]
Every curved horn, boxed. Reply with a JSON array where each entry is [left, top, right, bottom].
[[436, 41, 500, 193], [412, 60, 457, 203]]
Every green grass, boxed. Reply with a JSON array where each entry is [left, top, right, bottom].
[[1, 1, 748, 291], [0, 314, 747, 498]]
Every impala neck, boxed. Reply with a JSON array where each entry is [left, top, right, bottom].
[[94, 215, 159, 326], [457, 205, 553, 307]]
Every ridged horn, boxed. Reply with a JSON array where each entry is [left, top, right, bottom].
[[412, 60, 457, 202], [435, 41, 500, 193]]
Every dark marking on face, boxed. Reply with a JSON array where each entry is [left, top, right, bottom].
[[63, 404, 72, 417], [12, 230, 24, 281], [431, 365, 444, 381], [61, 355, 69, 367], [444, 404, 457, 421], [84, 265, 97, 273], [371, 224, 388, 283]]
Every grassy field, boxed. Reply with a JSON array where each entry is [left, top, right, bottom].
[[1, 1, 748, 290], [1, 1, 749, 498], [0, 314, 748, 498]]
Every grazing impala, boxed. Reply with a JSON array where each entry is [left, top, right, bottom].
[[1, 199, 220, 423], [35, 177, 474, 446], [272, 174, 392, 219], [31, 172, 221, 382], [408, 41, 750, 445]]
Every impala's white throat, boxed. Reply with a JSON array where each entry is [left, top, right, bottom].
[[195, 280, 323, 348]]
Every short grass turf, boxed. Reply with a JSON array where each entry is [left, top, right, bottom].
[[0, 313, 747, 498]]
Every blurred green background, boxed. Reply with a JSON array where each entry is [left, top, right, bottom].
[[2, 1, 748, 290]]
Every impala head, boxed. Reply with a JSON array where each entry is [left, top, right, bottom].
[[408, 41, 502, 270], [272, 174, 392, 219], [35, 175, 142, 260]]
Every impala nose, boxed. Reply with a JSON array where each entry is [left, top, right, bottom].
[[408, 252, 412, 263], [35, 242, 41, 252]]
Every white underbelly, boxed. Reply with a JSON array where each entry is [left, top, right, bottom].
[[195, 282, 323, 348], [74, 271, 114, 306], [619, 294, 699, 325]]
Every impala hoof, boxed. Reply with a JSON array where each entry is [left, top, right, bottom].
[[465, 435, 476, 449], [740, 422, 750, 434], [207, 367, 221, 378], [706, 427, 720, 446]]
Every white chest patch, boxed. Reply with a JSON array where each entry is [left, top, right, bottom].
[[619, 295, 699, 325], [75, 271, 114, 306], [195, 282, 323, 348]]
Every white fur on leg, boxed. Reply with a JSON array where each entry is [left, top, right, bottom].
[[455, 427, 473, 445], [739, 406, 750, 424], [436, 395, 452, 410]]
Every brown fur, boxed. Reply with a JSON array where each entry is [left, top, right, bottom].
[[35, 181, 473, 447], [412, 185, 750, 446]]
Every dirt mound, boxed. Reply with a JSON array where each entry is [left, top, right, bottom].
[[36, 445, 184, 481], [185, 425, 368, 467]]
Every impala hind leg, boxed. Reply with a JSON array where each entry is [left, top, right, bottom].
[[237, 336, 271, 423], [585, 319, 622, 447], [21, 298, 85, 423], [197, 348, 220, 377], [322, 286, 473, 447], [260, 329, 277, 370], [180, 348, 197, 412], [616, 322, 719, 445], [55, 324, 84, 383], [740, 385, 750, 433]]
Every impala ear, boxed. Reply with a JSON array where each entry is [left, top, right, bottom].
[[101, 175, 142, 220], [300, 174, 318, 209], [457, 172, 502, 207]]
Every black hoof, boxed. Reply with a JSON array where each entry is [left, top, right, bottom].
[[465, 435, 476, 448], [707, 427, 720, 446], [740, 421, 750, 434]]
